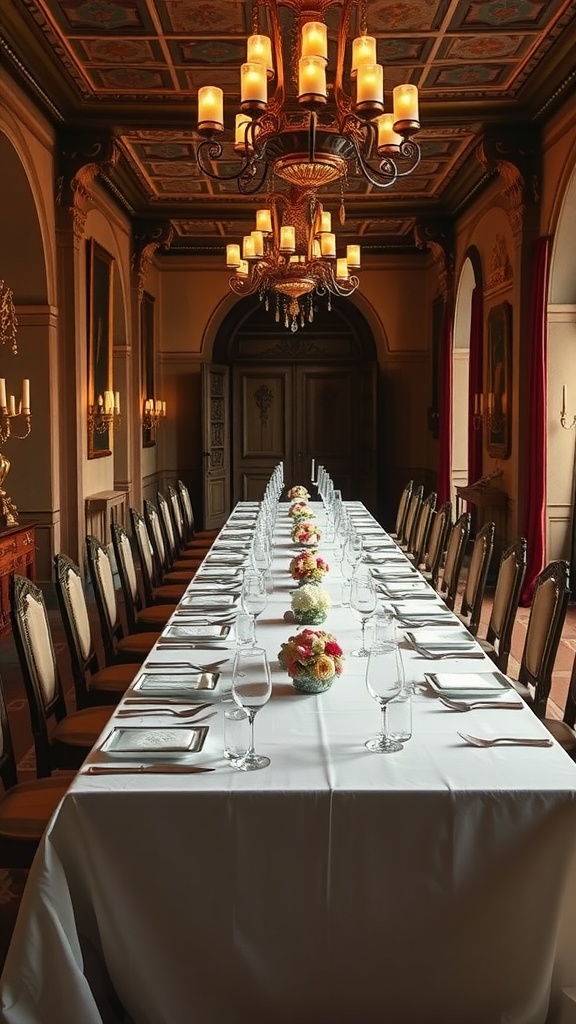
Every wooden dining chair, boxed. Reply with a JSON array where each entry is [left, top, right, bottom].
[[0, 672, 70, 868], [397, 485, 423, 550], [54, 553, 136, 708], [111, 523, 175, 632], [477, 537, 527, 673], [541, 652, 576, 757], [10, 574, 112, 778], [436, 511, 471, 610], [389, 480, 413, 542], [168, 485, 214, 555], [509, 559, 570, 716], [177, 479, 219, 545], [455, 521, 495, 636], [143, 499, 198, 586], [86, 534, 161, 666], [418, 500, 452, 589], [129, 507, 186, 605], [406, 491, 436, 566], [157, 491, 205, 569]]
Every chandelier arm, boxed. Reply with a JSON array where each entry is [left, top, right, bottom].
[[348, 135, 421, 189], [196, 138, 258, 182], [237, 156, 271, 195], [333, 0, 355, 113], [263, 0, 286, 118]]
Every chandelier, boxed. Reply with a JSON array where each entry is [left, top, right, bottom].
[[226, 187, 360, 331], [195, 0, 421, 199]]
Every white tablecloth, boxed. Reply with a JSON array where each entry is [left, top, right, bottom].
[[3, 502, 576, 1024]]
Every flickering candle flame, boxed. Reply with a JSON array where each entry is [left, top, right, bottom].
[[241, 62, 267, 106], [250, 230, 264, 257], [256, 209, 272, 234], [320, 232, 336, 257], [352, 34, 376, 75], [279, 226, 296, 252], [242, 235, 256, 260], [319, 211, 331, 234], [356, 64, 383, 106], [298, 56, 327, 100], [346, 245, 361, 268], [336, 258, 349, 281], [246, 34, 273, 75], [376, 113, 402, 151], [393, 84, 420, 127], [226, 244, 241, 268]]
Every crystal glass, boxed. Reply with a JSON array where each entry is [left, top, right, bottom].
[[365, 643, 404, 753], [231, 647, 272, 770], [350, 569, 377, 656], [241, 569, 267, 627]]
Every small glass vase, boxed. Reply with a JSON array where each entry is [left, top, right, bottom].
[[293, 607, 327, 625], [292, 670, 333, 694]]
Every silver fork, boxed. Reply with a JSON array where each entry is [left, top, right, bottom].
[[458, 731, 553, 747], [116, 709, 217, 722], [439, 696, 523, 712]]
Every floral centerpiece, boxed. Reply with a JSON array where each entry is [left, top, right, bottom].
[[278, 628, 345, 693], [289, 550, 329, 585], [287, 485, 310, 501], [288, 500, 315, 520], [291, 520, 321, 546], [291, 583, 331, 625]]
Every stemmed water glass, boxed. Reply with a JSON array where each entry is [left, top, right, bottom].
[[365, 643, 404, 753], [241, 569, 267, 637], [350, 568, 377, 656], [231, 647, 272, 770]]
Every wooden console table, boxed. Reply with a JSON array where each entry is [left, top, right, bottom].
[[0, 524, 36, 636], [456, 483, 508, 579], [85, 491, 127, 547]]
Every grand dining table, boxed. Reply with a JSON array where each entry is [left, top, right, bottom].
[[3, 496, 576, 1024]]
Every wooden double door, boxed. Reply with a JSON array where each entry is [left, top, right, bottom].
[[232, 361, 376, 506]]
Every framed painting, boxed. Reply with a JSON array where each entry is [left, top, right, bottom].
[[87, 239, 114, 458], [141, 292, 155, 447], [427, 295, 443, 438], [486, 301, 511, 459]]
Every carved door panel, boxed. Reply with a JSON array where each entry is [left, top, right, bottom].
[[295, 365, 358, 497], [233, 366, 294, 501], [202, 364, 230, 530]]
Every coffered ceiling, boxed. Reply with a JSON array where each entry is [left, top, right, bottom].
[[1, 0, 576, 253]]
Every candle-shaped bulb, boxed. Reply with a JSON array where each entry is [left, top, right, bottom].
[[114, 391, 120, 415], [301, 21, 328, 61], [279, 226, 296, 252], [298, 56, 327, 102], [197, 86, 224, 132], [336, 258, 349, 281], [376, 113, 402, 152], [319, 211, 331, 234], [0, 378, 7, 410], [320, 232, 336, 257], [256, 209, 272, 234], [356, 64, 384, 111], [22, 378, 30, 413], [393, 83, 420, 131], [226, 243, 241, 268], [237, 260, 249, 278], [241, 62, 267, 110], [246, 34, 273, 76], [251, 230, 264, 257], [242, 235, 256, 260], [8, 395, 16, 417], [352, 34, 376, 76], [346, 244, 361, 268]]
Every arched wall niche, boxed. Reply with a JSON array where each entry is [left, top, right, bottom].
[[0, 131, 47, 304]]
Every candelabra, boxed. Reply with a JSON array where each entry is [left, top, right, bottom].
[[0, 377, 31, 527], [142, 398, 166, 437], [473, 392, 503, 433], [88, 391, 121, 435]]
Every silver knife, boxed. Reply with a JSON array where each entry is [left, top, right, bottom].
[[84, 764, 216, 775]]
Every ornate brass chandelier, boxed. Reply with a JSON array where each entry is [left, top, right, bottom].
[[195, 0, 421, 328], [195, 0, 421, 198], [226, 187, 360, 331]]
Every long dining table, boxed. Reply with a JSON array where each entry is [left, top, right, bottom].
[[3, 499, 576, 1024]]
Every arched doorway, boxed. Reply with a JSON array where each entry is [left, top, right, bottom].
[[209, 294, 378, 511], [452, 254, 481, 502]]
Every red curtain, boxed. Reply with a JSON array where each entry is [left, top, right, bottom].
[[468, 284, 483, 486], [437, 301, 454, 505], [520, 236, 551, 605]]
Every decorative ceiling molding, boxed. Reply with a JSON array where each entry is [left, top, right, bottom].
[[55, 130, 119, 239]]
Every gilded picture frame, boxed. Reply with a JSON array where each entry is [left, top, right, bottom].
[[87, 239, 114, 458], [141, 292, 156, 448], [486, 300, 511, 459]]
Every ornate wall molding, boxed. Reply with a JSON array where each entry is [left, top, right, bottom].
[[485, 234, 513, 296], [132, 220, 174, 300], [55, 130, 119, 240], [476, 127, 540, 243], [414, 218, 455, 298]]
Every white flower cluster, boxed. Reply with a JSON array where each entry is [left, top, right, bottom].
[[291, 584, 331, 615]]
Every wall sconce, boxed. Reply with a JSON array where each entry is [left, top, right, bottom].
[[142, 398, 167, 433], [88, 390, 121, 435], [560, 385, 576, 430], [0, 376, 31, 527], [473, 392, 503, 432]]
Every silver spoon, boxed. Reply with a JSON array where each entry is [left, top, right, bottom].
[[458, 731, 553, 748], [439, 696, 523, 712]]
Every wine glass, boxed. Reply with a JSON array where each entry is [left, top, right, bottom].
[[231, 647, 272, 770], [350, 569, 377, 657], [241, 569, 267, 632], [365, 643, 404, 753]]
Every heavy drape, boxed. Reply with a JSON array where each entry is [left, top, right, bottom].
[[437, 301, 454, 505], [468, 284, 484, 486]]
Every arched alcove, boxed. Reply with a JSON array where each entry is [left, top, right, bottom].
[[452, 251, 481, 500]]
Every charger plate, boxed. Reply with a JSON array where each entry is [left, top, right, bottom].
[[100, 725, 209, 758], [133, 672, 219, 695], [425, 671, 512, 697]]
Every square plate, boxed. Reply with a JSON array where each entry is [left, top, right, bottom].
[[406, 629, 477, 651], [196, 568, 242, 580], [100, 725, 209, 757], [392, 602, 455, 620], [380, 582, 436, 597], [424, 671, 512, 696], [180, 593, 236, 608], [204, 553, 246, 565], [133, 672, 219, 694], [162, 624, 230, 641]]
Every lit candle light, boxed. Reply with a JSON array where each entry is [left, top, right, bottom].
[[301, 22, 327, 61], [250, 230, 264, 257], [320, 232, 336, 257], [279, 226, 296, 252], [356, 64, 383, 108], [234, 113, 252, 152], [226, 244, 241, 268], [246, 34, 273, 76], [298, 56, 327, 101], [241, 62, 267, 109], [352, 34, 376, 76], [393, 83, 420, 129], [336, 258, 349, 281], [237, 260, 249, 278], [256, 209, 272, 234], [319, 211, 331, 234], [0, 378, 7, 409], [197, 86, 224, 131], [376, 113, 402, 152], [114, 391, 120, 415], [242, 235, 256, 260], [22, 379, 30, 414], [8, 395, 16, 417], [346, 244, 361, 268]]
